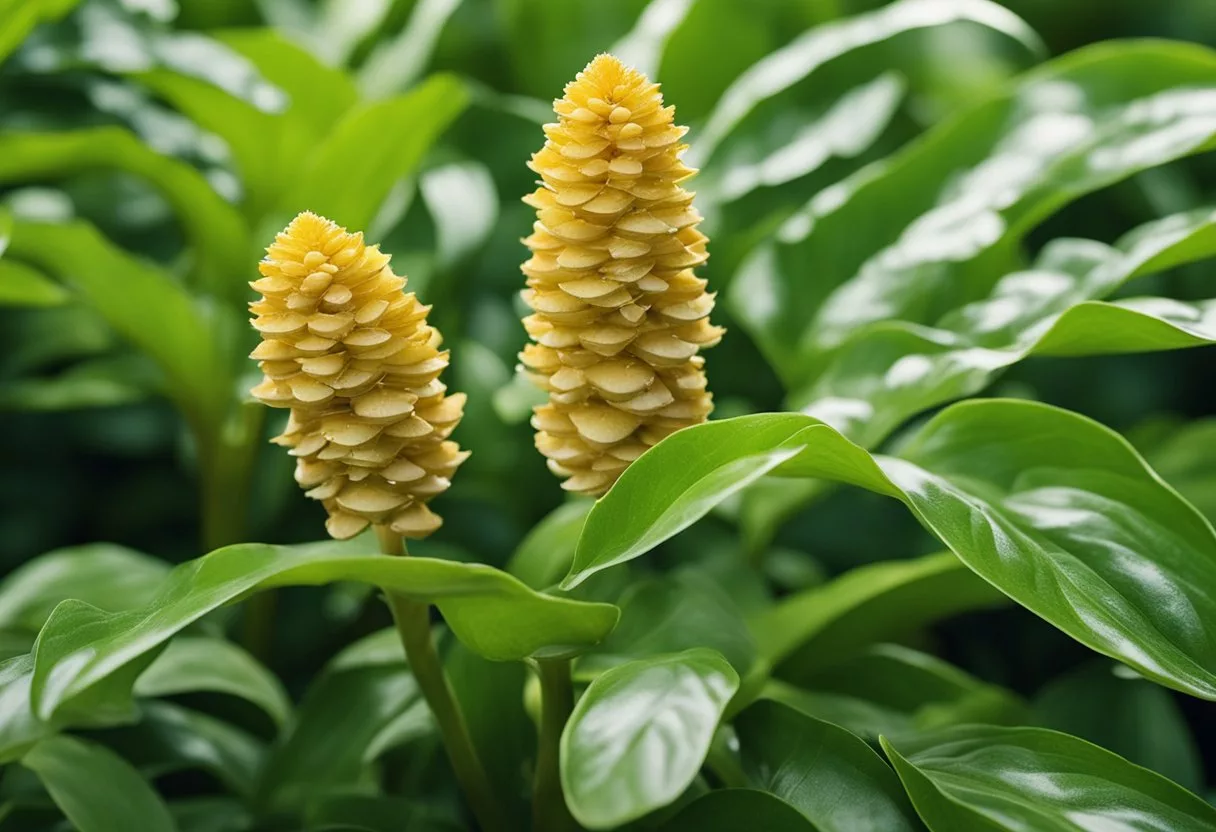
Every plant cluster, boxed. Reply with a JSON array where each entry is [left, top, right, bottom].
[[0, 1, 1214, 831]]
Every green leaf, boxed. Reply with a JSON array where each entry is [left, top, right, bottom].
[[658, 788, 813, 832], [6, 219, 238, 434], [797, 207, 1216, 445], [577, 571, 757, 678], [1033, 662, 1204, 792], [565, 416, 818, 588], [765, 644, 1028, 740], [0, 656, 49, 762], [258, 661, 416, 812], [752, 552, 1005, 679], [0, 354, 156, 411], [0, 544, 169, 632], [692, 0, 1042, 204], [1139, 418, 1216, 523], [731, 41, 1216, 390], [0, 129, 250, 301], [168, 798, 250, 832], [134, 636, 292, 729], [568, 401, 1216, 699], [307, 794, 463, 832], [142, 28, 358, 222], [561, 648, 739, 829], [506, 500, 593, 589], [736, 700, 922, 831], [31, 542, 619, 721], [21, 734, 176, 832], [102, 701, 264, 797], [883, 725, 1216, 831], [0, 260, 67, 307], [279, 73, 469, 232], [358, 0, 464, 99], [419, 159, 499, 269], [0, 0, 78, 64]]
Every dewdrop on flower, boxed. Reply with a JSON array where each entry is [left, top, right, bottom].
[[519, 53, 723, 496], [249, 212, 468, 539]]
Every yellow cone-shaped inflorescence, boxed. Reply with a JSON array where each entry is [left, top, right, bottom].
[[520, 53, 723, 496], [250, 212, 467, 540]]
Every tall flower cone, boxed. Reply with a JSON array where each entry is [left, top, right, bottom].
[[520, 53, 723, 496], [249, 212, 467, 540]]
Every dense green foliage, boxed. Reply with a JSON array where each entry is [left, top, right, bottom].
[[1, 0, 1215, 830]]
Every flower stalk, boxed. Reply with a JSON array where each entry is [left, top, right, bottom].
[[532, 658, 576, 832], [375, 526, 506, 832]]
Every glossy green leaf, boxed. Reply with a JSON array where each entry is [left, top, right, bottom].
[[103, 701, 264, 797], [658, 788, 813, 832], [168, 798, 250, 832], [0, 544, 169, 632], [610, 0, 695, 79], [564, 417, 817, 588], [569, 400, 1216, 699], [419, 159, 498, 269], [883, 725, 1216, 831], [577, 571, 756, 678], [134, 636, 291, 728], [752, 552, 1005, 679], [6, 220, 238, 433], [506, 499, 593, 589], [21, 734, 176, 832], [279, 74, 469, 232], [31, 542, 619, 721], [0, 129, 250, 299], [561, 648, 739, 829], [798, 208, 1216, 444], [0, 260, 67, 307], [692, 0, 1042, 206], [736, 700, 922, 831], [1034, 662, 1203, 792], [731, 41, 1216, 390], [766, 644, 1028, 740]]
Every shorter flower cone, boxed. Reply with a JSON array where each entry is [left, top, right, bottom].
[[520, 53, 723, 496], [250, 212, 467, 539]]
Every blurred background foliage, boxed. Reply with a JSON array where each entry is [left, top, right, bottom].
[[0, 0, 1214, 815]]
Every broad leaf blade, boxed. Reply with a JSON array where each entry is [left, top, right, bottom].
[[737, 700, 922, 831], [561, 648, 739, 829], [883, 725, 1216, 831], [21, 735, 176, 832]]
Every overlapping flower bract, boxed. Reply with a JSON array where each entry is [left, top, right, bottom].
[[250, 212, 466, 539], [520, 54, 723, 496]]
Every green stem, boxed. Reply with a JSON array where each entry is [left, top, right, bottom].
[[376, 527, 506, 832], [533, 658, 576, 832], [705, 729, 749, 789]]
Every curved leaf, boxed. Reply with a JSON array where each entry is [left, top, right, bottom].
[[1139, 418, 1216, 523], [658, 788, 813, 831], [694, 0, 1042, 166], [0, 129, 250, 300], [736, 700, 922, 831], [0, 544, 169, 632], [1033, 662, 1204, 792], [506, 500, 593, 589], [21, 734, 176, 832], [731, 41, 1216, 389], [766, 644, 1028, 740], [134, 636, 291, 728], [6, 219, 239, 433], [561, 648, 739, 829], [577, 571, 757, 678], [752, 551, 1005, 678], [569, 401, 1216, 699], [0, 260, 68, 307], [31, 542, 619, 721], [798, 207, 1216, 444], [883, 725, 1216, 831], [278, 73, 469, 232]]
